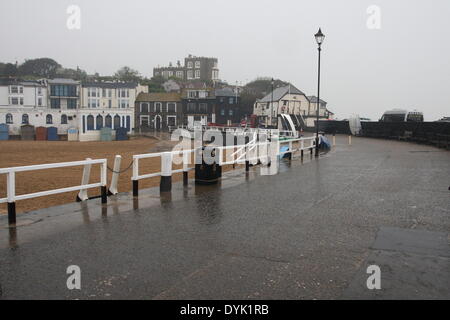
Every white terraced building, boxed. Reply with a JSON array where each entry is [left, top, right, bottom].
[[0, 78, 147, 140], [79, 81, 148, 141]]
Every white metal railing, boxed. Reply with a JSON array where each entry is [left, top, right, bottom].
[[0, 158, 107, 205], [0, 158, 108, 224]]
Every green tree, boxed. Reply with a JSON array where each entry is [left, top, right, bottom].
[[114, 66, 141, 82], [0, 63, 18, 77], [17, 58, 61, 78]]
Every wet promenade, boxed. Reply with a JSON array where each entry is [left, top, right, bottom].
[[0, 135, 449, 299]]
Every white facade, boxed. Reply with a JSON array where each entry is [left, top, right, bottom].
[[78, 82, 147, 140], [0, 79, 148, 140]]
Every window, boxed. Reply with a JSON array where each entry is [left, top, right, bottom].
[[187, 103, 195, 112], [37, 87, 42, 95], [195, 70, 200, 79], [176, 71, 183, 79], [6, 113, 13, 124], [61, 114, 68, 124], [187, 70, 193, 79], [38, 97, 43, 106], [105, 115, 112, 128], [220, 109, 225, 116], [198, 91, 207, 98], [88, 99, 99, 108], [168, 71, 173, 77], [67, 99, 77, 109], [88, 88, 98, 97], [141, 103, 149, 113], [22, 114, 29, 124], [167, 103, 176, 113], [86, 115, 94, 130], [188, 90, 196, 98], [50, 99, 60, 109], [199, 103, 207, 112], [195, 61, 200, 68], [108, 100, 112, 108], [51, 85, 77, 97], [10, 97, 23, 105], [118, 89, 129, 98], [10, 86, 23, 94], [46, 114, 53, 124], [96, 115, 103, 130], [187, 61, 193, 68], [113, 115, 121, 128], [155, 102, 162, 112], [229, 109, 233, 116], [229, 97, 234, 104], [119, 99, 129, 108], [167, 116, 176, 126]]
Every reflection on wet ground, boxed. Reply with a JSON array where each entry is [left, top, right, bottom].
[[1, 136, 448, 299]]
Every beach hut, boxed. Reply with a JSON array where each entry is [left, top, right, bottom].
[[67, 128, 79, 141], [20, 125, 35, 140], [115, 127, 128, 141], [47, 127, 59, 141], [0, 123, 9, 140], [35, 127, 48, 141], [100, 127, 112, 141]]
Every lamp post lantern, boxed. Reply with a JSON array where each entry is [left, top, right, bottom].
[[314, 28, 325, 157]]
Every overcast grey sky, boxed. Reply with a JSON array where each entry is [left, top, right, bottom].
[[1, 0, 449, 120]]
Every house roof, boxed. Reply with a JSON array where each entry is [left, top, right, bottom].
[[136, 92, 181, 102], [215, 88, 237, 97], [307, 96, 327, 104], [0, 78, 45, 86], [258, 84, 305, 102], [82, 81, 138, 89], [48, 78, 80, 84]]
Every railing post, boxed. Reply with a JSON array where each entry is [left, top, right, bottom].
[[132, 156, 139, 197], [348, 135, 352, 145], [182, 151, 189, 186], [100, 160, 107, 204], [77, 158, 92, 201], [245, 144, 250, 172], [7, 171, 16, 225], [108, 155, 122, 195], [301, 139, 304, 158], [332, 134, 336, 146], [160, 152, 172, 192], [288, 141, 293, 160]]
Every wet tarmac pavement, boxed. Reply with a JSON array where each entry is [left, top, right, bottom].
[[0, 135, 449, 299]]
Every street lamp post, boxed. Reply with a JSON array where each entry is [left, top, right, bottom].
[[314, 28, 325, 157], [269, 78, 274, 127]]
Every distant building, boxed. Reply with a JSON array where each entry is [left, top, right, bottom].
[[0, 78, 147, 139], [135, 92, 182, 132], [214, 88, 241, 125], [253, 84, 310, 127], [153, 55, 219, 83], [181, 86, 216, 128], [0, 78, 76, 135], [78, 81, 147, 140]]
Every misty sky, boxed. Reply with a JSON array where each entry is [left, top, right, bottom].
[[1, 0, 449, 120]]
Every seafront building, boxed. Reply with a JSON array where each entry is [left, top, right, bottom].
[[0, 78, 147, 140]]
